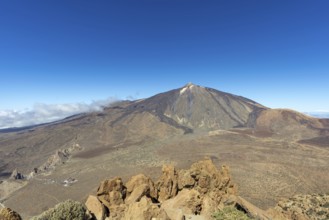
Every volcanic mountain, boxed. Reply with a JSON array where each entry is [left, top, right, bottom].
[[1, 83, 329, 218], [120, 83, 266, 131]]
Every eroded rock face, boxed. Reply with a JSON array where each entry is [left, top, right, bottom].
[[98, 177, 125, 195], [90, 158, 237, 219], [123, 196, 169, 220], [125, 174, 157, 201], [85, 195, 107, 220], [106, 204, 126, 220], [271, 194, 329, 220], [125, 183, 150, 205], [97, 177, 126, 209], [156, 164, 179, 202], [38, 143, 82, 173], [162, 189, 202, 219]]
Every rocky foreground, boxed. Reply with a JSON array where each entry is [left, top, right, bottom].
[[1, 159, 329, 220]]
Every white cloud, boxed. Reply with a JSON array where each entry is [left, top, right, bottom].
[[0, 98, 117, 129]]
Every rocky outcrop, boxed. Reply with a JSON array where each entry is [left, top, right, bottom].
[[123, 196, 169, 220], [38, 143, 82, 173], [97, 177, 126, 211], [8, 158, 328, 220], [87, 158, 237, 219], [162, 188, 202, 219], [125, 174, 157, 203], [85, 195, 107, 220], [0, 207, 22, 220], [9, 169, 24, 180], [269, 194, 329, 220], [156, 164, 179, 202]]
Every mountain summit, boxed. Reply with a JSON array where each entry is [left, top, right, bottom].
[[118, 83, 266, 132], [1, 83, 329, 218]]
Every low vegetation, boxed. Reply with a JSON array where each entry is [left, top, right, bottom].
[[212, 206, 252, 220], [30, 200, 87, 220]]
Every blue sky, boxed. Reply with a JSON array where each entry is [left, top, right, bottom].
[[1, 0, 329, 127]]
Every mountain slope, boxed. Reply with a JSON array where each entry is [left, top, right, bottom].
[[252, 108, 329, 140], [1, 83, 329, 218], [1, 83, 329, 177], [1, 83, 328, 176], [121, 83, 267, 131]]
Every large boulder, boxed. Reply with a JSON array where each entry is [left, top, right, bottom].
[[231, 196, 273, 220], [177, 158, 237, 217], [156, 164, 179, 202], [97, 177, 125, 195], [187, 159, 235, 194], [162, 188, 202, 219], [97, 177, 126, 209], [123, 196, 169, 220], [85, 195, 107, 220], [177, 169, 195, 189], [125, 184, 150, 205], [125, 174, 157, 200], [106, 204, 126, 220], [200, 194, 221, 218], [0, 208, 22, 220]]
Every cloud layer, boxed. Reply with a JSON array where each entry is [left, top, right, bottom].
[[0, 98, 117, 129]]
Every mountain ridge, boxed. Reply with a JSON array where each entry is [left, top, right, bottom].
[[1, 83, 329, 218], [107, 83, 268, 132]]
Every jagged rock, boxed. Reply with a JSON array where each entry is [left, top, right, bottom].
[[162, 188, 202, 219], [177, 159, 236, 195], [123, 196, 169, 220], [97, 177, 126, 209], [106, 204, 126, 220], [231, 196, 273, 220], [39, 150, 69, 171], [200, 194, 220, 218], [177, 158, 237, 217], [9, 169, 24, 180], [97, 177, 125, 196], [85, 195, 107, 220], [190, 159, 232, 193], [271, 194, 329, 220], [156, 164, 179, 202], [38, 144, 82, 173], [91, 159, 238, 219], [178, 169, 195, 189], [98, 191, 124, 209], [125, 183, 150, 205], [125, 174, 157, 199], [0, 207, 22, 220], [30, 200, 89, 220], [96, 177, 127, 219]]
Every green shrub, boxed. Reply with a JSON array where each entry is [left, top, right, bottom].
[[212, 206, 252, 220], [30, 200, 88, 220]]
